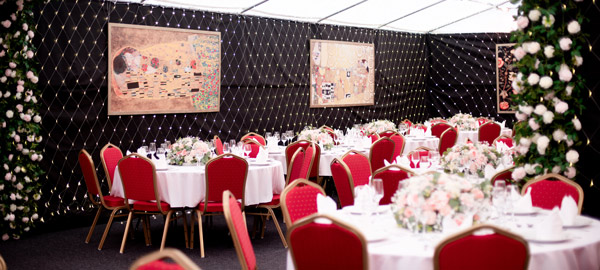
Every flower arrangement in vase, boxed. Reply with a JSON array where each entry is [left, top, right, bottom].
[[298, 127, 334, 150], [167, 137, 211, 165], [363, 119, 396, 134], [440, 142, 503, 177], [447, 113, 479, 131]]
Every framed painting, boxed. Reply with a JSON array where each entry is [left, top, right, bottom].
[[309, 39, 375, 108], [108, 23, 221, 115], [496, 43, 517, 114]]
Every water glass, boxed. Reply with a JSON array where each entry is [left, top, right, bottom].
[[223, 142, 230, 153], [243, 144, 252, 157], [411, 152, 420, 168], [492, 186, 506, 221], [420, 155, 430, 169], [371, 178, 384, 205], [265, 132, 272, 139], [149, 142, 157, 154], [165, 141, 171, 149]]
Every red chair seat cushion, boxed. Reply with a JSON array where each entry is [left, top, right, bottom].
[[259, 194, 280, 206], [199, 201, 241, 213], [103, 195, 126, 207], [137, 260, 184, 270], [133, 201, 171, 212]]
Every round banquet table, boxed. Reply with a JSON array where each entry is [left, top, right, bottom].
[[110, 159, 286, 208], [457, 128, 512, 144], [286, 208, 600, 270]]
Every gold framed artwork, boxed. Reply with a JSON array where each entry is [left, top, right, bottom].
[[108, 23, 221, 115], [309, 39, 375, 108], [496, 43, 517, 114]]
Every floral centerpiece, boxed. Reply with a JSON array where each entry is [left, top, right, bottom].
[[447, 113, 478, 131], [298, 127, 334, 150], [440, 142, 503, 177], [391, 172, 491, 232], [363, 119, 396, 134], [167, 137, 211, 165]]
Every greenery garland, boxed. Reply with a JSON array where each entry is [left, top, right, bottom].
[[510, 0, 585, 184], [0, 0, 44, 240]]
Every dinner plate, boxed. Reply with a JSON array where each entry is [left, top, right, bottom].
[[251, 162, 271, 166], [525, 232, 570, 243], [155, 167, 169, 171], [343, 205, 389, 215], [364, 231, 387, 242], [510, 208, 539, 215], [563, 216, 593, 228]]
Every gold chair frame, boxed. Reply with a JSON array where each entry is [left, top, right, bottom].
[[280, 179, 325, 229], [369, 137, 395, 173], [223, 190, 256, 270], [130, 248, 201, 270], [521, 173, 584, 214], [241, 132, 266, 146], [438, 127, 458, 155], [99, 142, 123, 190]]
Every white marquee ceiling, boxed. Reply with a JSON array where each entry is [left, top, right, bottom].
[[117, 0, 520, 34]]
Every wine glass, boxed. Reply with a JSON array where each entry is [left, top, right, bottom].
[[165, 141, 171, 149], [281, 133, 288, 146], [223, 142, 230, 153], [141, 145, 149, 157], [207, 141, 215, 157], [411, 152, 420, 168], [156, 147, 166, 161], [492, 186, 506, 222], [286, 130, 294, 144], [371, 178, 384, 206], [149, 142, 157, 157], [420, 154, 430, 169], [243, 144, 252, 158], [273, 132, 280, 143], [265, 132, 272, 140], [506, 185, 519, 224]]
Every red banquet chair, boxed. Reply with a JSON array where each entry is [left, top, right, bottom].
[[378, 130, 398, 138], [477, 117, 490, 126], [214, 135, 224, 155], [390, 133, 406, 159], [407, 146, 434, 169], [330, 158, 356, 208], [242, 138, 263, 158], [372, 165, 414, 205], [319, 125, 334, 132], [430, 118, 447, 124], [191, 154, 249, 258], [493, 135, 514, 148], [490, 166, 514, 186], [402, 119, 413, 129], [434, 224, 529, 270], [130, 248, 201, 270], [521, 173, 583, 213], [286, 140, 321, 182], [100, 143, 124, 190], [341, 150, 372, 187], [369, 137, 395, 173], [241, 132, 266, 146], [478, 121, 501, 145], [224, 191, 258, 270], [413, 123, 428, 133], [253, 147, 305, 247], [118, 154, 184, 254], [287, 214, 369, 270], [439, 127, 458, 156], [79, 149, 127, 250], [431, 123, 453, 139], [280, 179, 326, 228], [368, 133, 380, 143]]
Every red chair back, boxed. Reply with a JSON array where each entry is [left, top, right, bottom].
[[439, 127, 458, 155], [330, 158, 355, 207], [373, 165, 412, 205], [287, 214, 368, 270], [478, 121, 501, 145], [402, 119, 413, 129], [204, 154, 248, 210], [521, 173, 583, 213], [434, 225, 529, 270], [242, 139, 262, 158], [378, 130, 397, 138], [369, 137, 395, 173], [477, 117, 489, 126], [493, 135, 513, 148], [223, 191, 257, 270], [281, 180, 325, 228], [100, 143, 123, 189], [407, 148, 432, 168], [214, 136, 224, 155], [414, 124, 427, 132], [389, 134, 406, 159], [79, 150, 102, 197], [118, 154, 158, 202], [299, 144, 316, 180], [286, 148, 305, 185], [490, 166, 513, 186], [241, 132, 266, 146], [285, 140, 320, 179], [341, 150, 371, 187], [431, 123, 453, 139], [368, 133, 379, 143]]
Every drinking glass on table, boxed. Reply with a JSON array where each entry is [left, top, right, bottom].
[[281, 133, 288, 146], [505, 185, 519, 223], [492, 186, 507, 222], [156, 147, 166, 156], [420, 155, 431, 169], [430, 152, 440, 167], [273, 132, 280, 144], [207, 141, 215, 157], [265, 132, 272, 140], [149, 143, 157, 157], [370, 178, 384, 206], [243, 144, 252, 158], [286, 130, 294, 144], [223, 142, 230, 153], [411, 152, 420, 168], [160, 143, 168, 151], [165, 141, 171, 149]]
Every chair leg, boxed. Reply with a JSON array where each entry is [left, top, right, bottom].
[[181, 212, 189, 249], [119, 212, 134, 254], [98, 207, 119, 250], [260, 215, 267, 239], [197, 210, 205, 258], [160, 210, 174, 251], [251, 215, 260, 239], [142, 215, 151, 246], [189, 215, 195, 249], [85, 207, 102, 243], [267, 207, 287, 248]]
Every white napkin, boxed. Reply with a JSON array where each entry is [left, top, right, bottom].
[[384, 159, 394, 167], [256, 146, 268, 162], [442, 214, 473, 234], [559, 195, 578, 226], [500, 120, 506, 129], [317, 193, 337, 214], [267, 138, 278, 149], [515, 187, 533, 213], [537, 208, 564, 240], [136, 147, 147, 156], [353, 185, 374, 211], [126, 150, 132, 155], [153, 153, 168, 169], [484, 164, 496, 180], [398, 155, 410, 166], [362, 137, 372, 148]]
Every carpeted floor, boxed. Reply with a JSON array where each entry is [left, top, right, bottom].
[[0, 210, 289, 270]]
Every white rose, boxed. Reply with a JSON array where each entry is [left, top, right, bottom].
[[512, 80, 521, 93], [567, 139, 574, 147], [572, 118, 581, 130], [32, 213, 38, 220], [539, 76, 553, 89], [520, 137, 532, 147], [552, 166, 561, 174], [26, 50, 33, 59], [526, 42, 541, 54], [512, 167, 526, 181], [515, 112, 527, 121], [566, 150, 579, 163], [33, 115, 41, 123], [520, 105, 534, 115], [528, 9, 541, 21], [566, 84, 573, 96], [534, 104, 547, 115], [528, 118, 540, 130], [5, 110, 13, 118], [1, 234, 8, 241], [0, 76, 5, 83], [568, 20, 581, 34], [560, 37, 572, 51], [554, 101, 568, 114], [22, 23, 27, 31], [537, 136, 550, 155], [31, 76, 38, 83], [16, 183, 23, 190], [527, 73, 540, 85], [535, 59, 540, 69], [543, 111, 554, 124], [22, 217, 29, 223], [574, 55, 583, 66], [552, 129, 566, 142], [542, 15, 555, 27], [524, 164, 536, 175], [514, 47, 526, 60], [517, 16, 529, 29], [558, 63, 572, 82], [565, 167, 576, 178], [9, 204, 16, 212]]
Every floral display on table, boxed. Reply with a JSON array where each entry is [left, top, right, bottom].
[[363, 119, 396, 134], [391, 172, 491, 232], [0, 0, 44, 241], [510, 0, 584, 184], [446, 113, 478, 131], [440, 143, 503, 177], [297, 127, 334, 150], [167, 137, 211, 165]]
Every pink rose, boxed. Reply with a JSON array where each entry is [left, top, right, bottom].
[[512, 167, 526, 181], [564, 167, 576, 178], [8, 62, 15, 68], [516, 16, 529, 30], [440, 205, 453, 216], [16, 85, 24, 92], [514, 47, 526, 60], [460, 193, 475, 208], [471, 188, 484, 200], [1, 20, 11, 28], [26, 50, 33, 59], [425, 210, 437, 225], [430, 190, 450, 210], [555, 101, 568, 114], [404, 207, 414, 218], [4, 69, 11, 76]]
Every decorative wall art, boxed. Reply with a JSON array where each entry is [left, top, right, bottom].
[[495, 43, 517, 114], [108, 23, 221, 115], [309, 39, 375, 108]]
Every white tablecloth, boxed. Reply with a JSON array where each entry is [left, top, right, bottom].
[[286, 209, 600, 270], [457, 128, 512, 144], [111, 160, 286, 208], [402, 136, 439, 154]]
